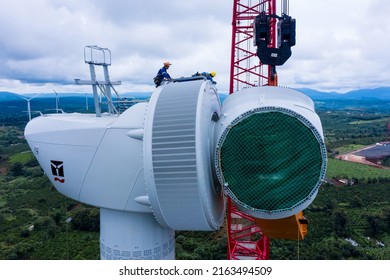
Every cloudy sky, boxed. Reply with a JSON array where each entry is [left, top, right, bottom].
[[0, 0, 389, 95]]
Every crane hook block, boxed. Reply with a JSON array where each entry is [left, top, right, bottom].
[[254, 12, 296, 66]]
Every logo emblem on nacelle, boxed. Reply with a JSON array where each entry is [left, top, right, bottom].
[[51, 160, 65, 183]]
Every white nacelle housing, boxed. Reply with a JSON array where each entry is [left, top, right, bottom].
[[25, 102, 151, 213], [25, 80, 226, 231]]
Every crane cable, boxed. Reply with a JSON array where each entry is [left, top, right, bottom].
[[297, 227, 300, 260], [281, 0, 289, 15]]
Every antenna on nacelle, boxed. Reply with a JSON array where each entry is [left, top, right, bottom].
[[75, 45, 122, 117]]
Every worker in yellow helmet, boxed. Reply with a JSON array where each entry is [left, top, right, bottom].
[[192, 71, 217, 85]]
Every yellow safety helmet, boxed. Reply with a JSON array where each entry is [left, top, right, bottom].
[[210, 71, 216, 77], [164, 62, 172, 67]]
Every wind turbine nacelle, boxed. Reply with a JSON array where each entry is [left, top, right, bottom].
[[24, 80, 226, 231], [214, 87, 327, 219], [24, 81, 326, 230]]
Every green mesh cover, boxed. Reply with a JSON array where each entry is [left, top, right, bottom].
[[219, 110, 325, 213]]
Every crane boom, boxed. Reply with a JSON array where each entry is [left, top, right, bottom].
[[228, 0, 276, 260], [228, 0, 302, 260]]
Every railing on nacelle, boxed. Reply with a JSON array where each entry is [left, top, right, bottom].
[[75, 46, 122, 117]]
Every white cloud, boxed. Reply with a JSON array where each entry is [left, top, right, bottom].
[[0, 0, 389, 94]]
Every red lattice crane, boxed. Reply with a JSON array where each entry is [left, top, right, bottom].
[[227, 0, 302, 260], [229, 0, 278, 95]]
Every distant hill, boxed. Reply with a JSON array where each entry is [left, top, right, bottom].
[[20, 92, 153, 99], [121, 92, 152, 99], [298, 87, 390, 101], [3, 87, 390, 103], [0, 91, 24, 101]]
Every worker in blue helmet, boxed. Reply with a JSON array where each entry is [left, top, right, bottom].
[[154, 62, 172, 87]]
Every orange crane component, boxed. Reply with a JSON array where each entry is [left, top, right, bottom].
[[255, 213, 308, 240]]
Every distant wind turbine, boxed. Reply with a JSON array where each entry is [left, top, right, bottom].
[[85, 92, 89, 111], [19, 93, 43, 121], [53, 90, 60, 113]]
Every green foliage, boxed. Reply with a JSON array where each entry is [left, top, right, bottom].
[[365, 214, 386, 238], [319, 109, 388, 149], [297, 180, 390, 259], [4, 242, 35, 260], [1, 100, 390, 260], [382, 156, 390, 167], [175, 232, 227, 260], [8, 151, 33, 164], [335, 144, 365, 154], [333, 209, 348, 237], [0, 128, 100, 259], [9, 162, 25, 176], [71, 208, 100, 232]]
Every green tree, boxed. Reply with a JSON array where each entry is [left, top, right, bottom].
[[71, 208, 99, 232], [10, 162, 24, 176], [7, 243, 34, 260], [334, 210, 348, 237], [366, 214, 384, 238], [382, 156, 390, 167], [383, 208, 390, 231], [351, 195, 363, 208]]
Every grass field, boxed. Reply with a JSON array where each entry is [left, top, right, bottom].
[[8, 151, 33, 164], [349, 117, 388, 125], [326, 158, 390, 179], [335, 144, 366, 154]]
